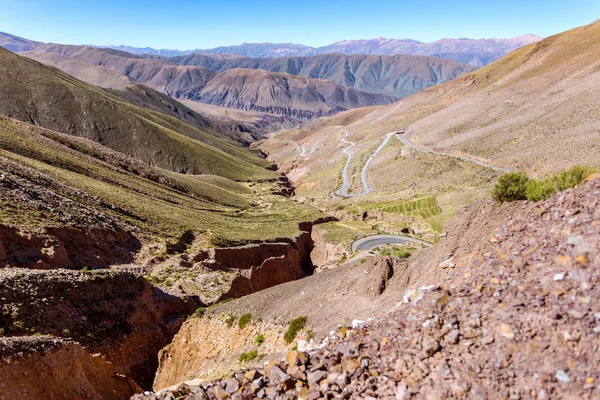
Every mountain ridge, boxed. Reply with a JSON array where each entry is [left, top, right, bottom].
[[0, 31, 541, 67], [20, 45, 400, 121]]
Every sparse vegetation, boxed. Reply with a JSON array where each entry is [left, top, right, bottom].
[[238, 313, 252, 329], [192, 307, 206, 318], [284, 316, 307, 344], [238, 349, 258, 363], [379, 246, 413, 259], [491, 172, 530, 203], [255, 334, 265, 345], [493, 166, 598, 204], [225, 315, 236, 328]]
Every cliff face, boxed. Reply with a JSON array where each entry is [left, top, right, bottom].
[[0, 225, 141, 269], [0, 269, 195, 389], [0, 337, 141, 399], [207, 220, 334, 300]]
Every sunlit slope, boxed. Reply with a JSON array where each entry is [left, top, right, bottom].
[[0, 117, 321, 244], [287, 19, 600, 174], [0, 47, 273, 181]]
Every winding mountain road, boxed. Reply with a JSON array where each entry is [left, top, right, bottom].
[[351, 234, 432, 252], [335, 130, 394, 197]]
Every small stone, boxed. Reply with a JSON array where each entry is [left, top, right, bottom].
[[556, 370, 571, 384], [553, 272, 565, 281], [446, 330, 460, 345], [297, 387, 310, 400], [482, 336, 494, 345], [307, 370, 328, 384], [225, 378, 239, 394], [268, 365, 292, 386], [244, 370, 260, 381], [500, 323, 515, 340], [286, 350, 308, 367], [340, 357, 360, 374], [250, 377, 264, 393]]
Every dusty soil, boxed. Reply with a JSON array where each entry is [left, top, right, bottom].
[[136, 176, 600, 399], [0, 336, 141, 399]]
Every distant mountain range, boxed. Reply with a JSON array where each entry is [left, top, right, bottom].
[[19, 44, 401, 121], [0, 31, 541, 67], [170, 53, 475, 98], [102, 35, 541, 67]]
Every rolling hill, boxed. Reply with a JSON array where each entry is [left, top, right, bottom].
[[0, 45, 323, 245], [20, 45, 399, 121], [0, 31, 41, 52], [0, 46, 271, 179], [170, 52, 476, 98]]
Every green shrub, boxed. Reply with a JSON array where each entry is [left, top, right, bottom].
[[192, 307, 206, 318], [284, 316, 307, 344], [255, 334, 265, 345], [550, 165, 598, 191], [225, 315, 236, 328], [238, 349, 258, 362], [491, 172, 529, 203], [392, 248, 412, 259], [238, 313, 252, 329], [493, 165, 598, 204], [525, 179, 556, 201]]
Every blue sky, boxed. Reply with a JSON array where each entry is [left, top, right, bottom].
[[1, 0, 599, 49]]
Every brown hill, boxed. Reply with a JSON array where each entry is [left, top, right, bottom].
[[190, 68, 398, 120], [171, 53, 476, 98], [19, 45, 398, 120], [0, 46, 270, 179], [0, 31, 41, 52]]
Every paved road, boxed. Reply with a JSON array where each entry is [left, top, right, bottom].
[[351, 234, 432, 252], [394, 131, 510, 173], [335, 130, 394, 197]]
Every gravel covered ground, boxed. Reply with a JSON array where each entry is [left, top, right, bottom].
[[136, 176, 600, 399]]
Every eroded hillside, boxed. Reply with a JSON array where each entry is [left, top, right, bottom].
[[138, 172, 600, 400]]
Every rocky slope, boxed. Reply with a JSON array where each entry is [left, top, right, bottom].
[[170, 53, 476, 99], [135, 174, 600, 399], [146, 188, 529, 390]]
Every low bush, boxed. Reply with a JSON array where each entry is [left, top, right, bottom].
[[491, 172, 529, 203], [225, 315, 236, 328], [284, 316, 307, 344], [255, 334, 265, 345], [492, 165, 598, 204], [525, 179, 556, 202], [238, 313, 251, 329], [191, 307, 206, 318], [551, 165, 598, 191], [239, 349, 258, 362]]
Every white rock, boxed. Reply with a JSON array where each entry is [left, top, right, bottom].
[[553, 272, 565, 281]]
